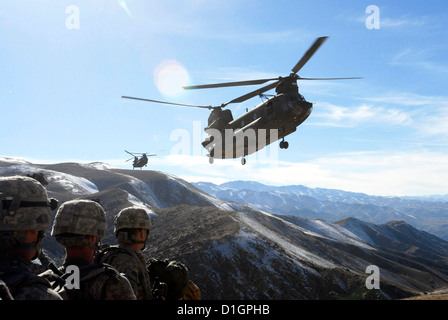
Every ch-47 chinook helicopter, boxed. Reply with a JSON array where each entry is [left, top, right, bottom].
[[125, 150, 158, 169], [122, 36, 361, 165]]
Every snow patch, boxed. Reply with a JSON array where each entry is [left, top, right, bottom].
[[125, 191, 156, 216], [127, 176, 161, 207], [81, 162, 117, 170], [0, 156, 31, 165], [0, 165, 98, 195], [235, 211, 337, 269], [302, 219, 375, 250]]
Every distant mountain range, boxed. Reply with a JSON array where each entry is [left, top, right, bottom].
[[193, 180, 448, 241], [1, 156, 448, 300]]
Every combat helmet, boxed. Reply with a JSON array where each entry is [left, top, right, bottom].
[[51, 199, 106, 247], [114, 206, 151, 246], [0, 175, 53, 232], [0, 176, 54, 252]]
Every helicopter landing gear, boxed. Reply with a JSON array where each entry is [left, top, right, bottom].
[[208, 156, 214, 164], [241, 157, 246, 165], [279, 139, 289, 149]]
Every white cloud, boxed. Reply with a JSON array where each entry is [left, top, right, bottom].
[[148, 151, 448, 197], [417, 106, 448, 139], [391, 48, 448, 74], [380, 16, 428, 28], [12, 149, 448, 197], [363, 92, 448, 141], [311, 102, 413, 127], [363, 92, 448, 106]]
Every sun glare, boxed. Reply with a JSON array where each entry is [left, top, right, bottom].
[[154, 60, 190, 97]]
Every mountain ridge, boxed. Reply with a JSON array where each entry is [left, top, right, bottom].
[[193, 180, 448, 241], [1, 157, 448, 299]]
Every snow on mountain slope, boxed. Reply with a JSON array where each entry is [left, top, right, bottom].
[[3, 157, 448, 299], [279, 215, 375, 250], [0, 158, 225, 210], [193, 180, 448, 241], [235, 210, 338, 269], [0, 163, 98, 195]]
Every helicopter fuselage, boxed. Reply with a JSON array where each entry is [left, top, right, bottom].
[[203, 91, 313, 161], [122, 37, 360, 165], [132, 154, 148, 168]]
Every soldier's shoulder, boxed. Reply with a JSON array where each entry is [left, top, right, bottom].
[[97, 245, 134, 261], [5, 271, 62, 300], [13, 285, 63, 300]]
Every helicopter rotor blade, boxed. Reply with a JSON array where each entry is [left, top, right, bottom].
[[182, 78, 279, 90], [125, 150, 136, 156], [292, 36, 328, 74], [298, 76, 363, 80], [223, 81, 280, 106], [122, 96, 214, 110]]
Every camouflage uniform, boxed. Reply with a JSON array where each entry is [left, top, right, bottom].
[[0, 176, 62, 300], [40, 199, 136, 300], [97, 244, 153, 299], [96, 206, 153, 300]]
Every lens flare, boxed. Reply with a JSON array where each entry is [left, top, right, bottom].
[[154, 60, 190, 97]]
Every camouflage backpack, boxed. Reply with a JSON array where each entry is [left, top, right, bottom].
[[42, 262, 132, 300], [146, 258, 190, 300], [95, 244, 154, 300]]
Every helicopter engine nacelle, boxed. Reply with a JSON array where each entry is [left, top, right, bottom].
[[206, 108, 233, 131]]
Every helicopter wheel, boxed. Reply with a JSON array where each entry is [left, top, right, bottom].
[[241, 157, 246, 165], [280, 140, 289, 149], [208, 157, 214, 164]]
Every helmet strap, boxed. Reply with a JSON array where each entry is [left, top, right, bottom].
[[0, 230, 44, 260]]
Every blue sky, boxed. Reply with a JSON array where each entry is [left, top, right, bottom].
[[1, 0, 447, 196]]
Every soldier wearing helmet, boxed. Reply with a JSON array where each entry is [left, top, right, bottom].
[[96, 206, 154, 299], [40, 199, 136, 300], [0, 175, 62, 300]]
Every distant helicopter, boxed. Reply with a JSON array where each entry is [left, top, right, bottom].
[[122, 36, 361, 165], [125, 150, 158, 169]]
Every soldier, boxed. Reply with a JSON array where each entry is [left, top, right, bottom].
[[40, 199, 136, 300], [96, 206, 154, 299], [0, 176, 62, 300]]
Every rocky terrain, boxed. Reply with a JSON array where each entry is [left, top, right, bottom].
[[1, 156, 448, 300], [193, 181, 448, 240]]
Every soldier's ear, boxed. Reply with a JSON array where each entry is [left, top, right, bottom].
[[24, 230, 40, 242]]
